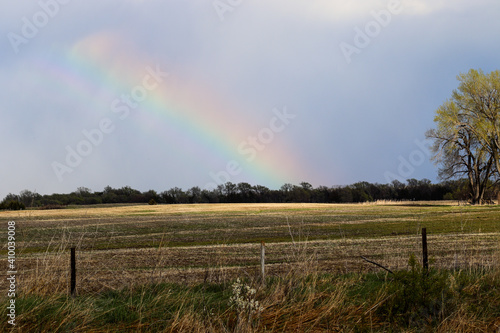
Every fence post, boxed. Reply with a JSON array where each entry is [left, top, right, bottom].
[[70, 247, 76, 297], [422, 228, 428, 272], [261, 242, 265, 286]]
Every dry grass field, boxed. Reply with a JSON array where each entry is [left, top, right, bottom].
[[1, 202, 499, 293], [1, 202, 500, 331]]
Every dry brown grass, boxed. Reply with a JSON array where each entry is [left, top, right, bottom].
[[1, 202, 500, 296], [0, 202, 337, 220], [5, 232, 497, 297], [1, 202, 500, 331]]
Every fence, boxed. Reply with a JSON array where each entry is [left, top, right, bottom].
[[2, 226, 499, 297], [63, 228, 444, 296]]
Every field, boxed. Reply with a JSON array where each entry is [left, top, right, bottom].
[[1, 202, 500, 331]]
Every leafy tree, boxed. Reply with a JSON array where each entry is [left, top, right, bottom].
[[2, 193, 19, 203], [1, 200, 25, 210], [75, 187, 92, 196], [300, 182, 313, 191], [452, 70, 500, 178], [161, 187, 186, 204], [143, 190, 159, 203], [19, 189, 41, 207], [426, 69, 499, 204], [187, 186, 203, 203]]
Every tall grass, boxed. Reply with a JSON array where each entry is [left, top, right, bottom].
[[2, 237, 500, 332]]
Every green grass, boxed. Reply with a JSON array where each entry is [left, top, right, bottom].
[[3, 267, 500, 332]]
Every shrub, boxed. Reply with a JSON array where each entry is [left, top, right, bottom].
[[0, 200, 26, 210], [378, 254, 454, 328], [38, 204, 66, 210]]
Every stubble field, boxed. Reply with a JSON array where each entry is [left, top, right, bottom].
[[1, 201, 499, 294]]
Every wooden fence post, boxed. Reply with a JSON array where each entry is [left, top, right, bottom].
[[261, 242, 265, 286], [70, 247, 76, 297], [422, 228, 428, 272]]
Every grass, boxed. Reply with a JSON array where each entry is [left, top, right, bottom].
[[1, 202, 500, 331], [2, 264, 500, 331], [3, 202, 500, 251]]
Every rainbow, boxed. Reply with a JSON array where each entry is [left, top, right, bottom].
[[37, 32, 310, 188]]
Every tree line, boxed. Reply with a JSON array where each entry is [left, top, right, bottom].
[[1, 178, 496, 210]]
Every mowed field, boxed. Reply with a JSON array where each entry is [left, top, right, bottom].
[[1, 202, 500, 294]]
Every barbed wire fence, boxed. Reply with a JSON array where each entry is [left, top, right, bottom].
[[1, 226, 499, 297]]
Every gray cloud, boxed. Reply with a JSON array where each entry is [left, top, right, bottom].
[[1, 0, 499, 198]]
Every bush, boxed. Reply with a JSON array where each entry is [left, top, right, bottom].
[[38, 204, 66, 210], [0, 200, 26, 210], [378, 254, 454, 328], [148, 199, 157, 205]]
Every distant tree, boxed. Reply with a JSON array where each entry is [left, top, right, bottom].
[[300, 182, 313, 191], [103, 186, 114, 194], [201, 188, 219, 203], [280, 183, 294, 193], [75, 187, 92, 196], [219, 182, 238, 202], [312, 186, 330, 202], [143, 190, 159, 203], [2, 193, 19, 203], [187, 186, 203, 203], [161, 187, 188, 204], [253, 185, 271, 202], [280, 183, 295, 202], [339, 187, 353, 203], [19, 190, 40, 207], [1, 200, 25, 210], [236, 182, 255, 202], [352, 182, 373, 202]]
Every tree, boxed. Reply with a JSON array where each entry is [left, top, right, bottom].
[[161, 187, 188, 204], [236, 182, 255, 202], [143, 190, 159, 203], [426, 69, 499, 204], [19, 190, 40, 207], [75, 187, 92, 196], [453, 70, 500, 178], [187, 186, 203, 203]]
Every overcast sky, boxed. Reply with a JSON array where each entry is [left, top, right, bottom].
[[1, 0, 499, 198]]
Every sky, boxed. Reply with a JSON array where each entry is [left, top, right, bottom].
[[1, 0, 499, 198]]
